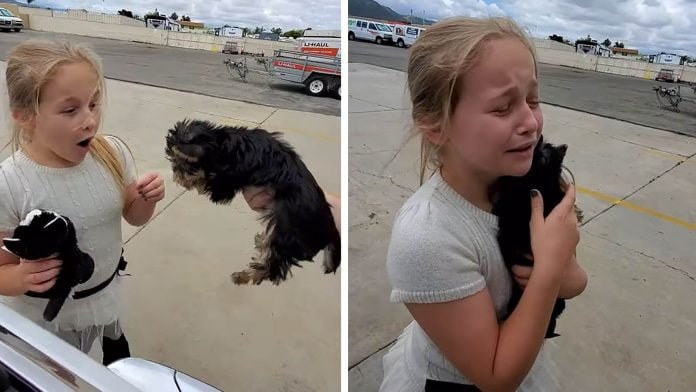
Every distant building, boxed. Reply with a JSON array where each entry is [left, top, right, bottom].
[[179, 20, 205, 31], [611, 47, 640, 59], [214, 26, 245, 37], [575, 40, 612, 57], [145, 16, 180, 31], [649, 52, 685, 65]]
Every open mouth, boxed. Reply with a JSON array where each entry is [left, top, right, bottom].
[[77, 137, 93, 148], [507, 143, 533, 153]]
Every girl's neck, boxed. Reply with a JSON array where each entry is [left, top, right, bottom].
[[440, 163, 496, 213], [22, 142, 79, 169]]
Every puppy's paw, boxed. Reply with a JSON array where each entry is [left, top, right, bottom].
[[231, 270, 251, 285], [254, 232, 264, 250]]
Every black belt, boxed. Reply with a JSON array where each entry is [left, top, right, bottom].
[[25, 249, 128, 300]]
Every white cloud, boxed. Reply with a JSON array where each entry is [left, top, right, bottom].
[[34, 0, 340, 31], [377, 0, 696, 55]]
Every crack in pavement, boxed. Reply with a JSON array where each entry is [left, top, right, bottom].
[[349, 95, 399, 111], [578, 160, 685, 228], [582, 230, 696, 282], [124, 188, 187, 245], [354, 169, 416, 193]]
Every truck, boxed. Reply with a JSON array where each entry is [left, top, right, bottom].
[[0, 7, 23, 32], [271, 49, 341, 97], [294, 31, 341, 58]]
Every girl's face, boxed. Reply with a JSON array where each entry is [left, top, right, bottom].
[[19, 62, 102, 168], [434, 37, 543, 183]]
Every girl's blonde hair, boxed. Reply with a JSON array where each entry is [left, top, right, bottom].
[[5, 39, 127, 195], [406, 16, 538, 184]]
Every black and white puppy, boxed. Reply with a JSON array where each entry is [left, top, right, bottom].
[[492, 135, 583, 339], [164, 119, 341, 285], [2, 209, 94, 322]]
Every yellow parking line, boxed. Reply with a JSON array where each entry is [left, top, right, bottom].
[[643, 148, 695, 164], [576, 186, 696, 231]]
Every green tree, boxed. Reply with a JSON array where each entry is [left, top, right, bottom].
[[271, 27, 282, 35], [170, 12, 178, 20], [282, 29, 304, 39], [602, 38, 611, 47]]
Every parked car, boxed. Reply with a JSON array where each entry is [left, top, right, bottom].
[[0, 8, 23, 32], [655, 68, 677, 82], [0, 303, 222, 391]]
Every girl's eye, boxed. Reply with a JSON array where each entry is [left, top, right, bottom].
[[494, 105, 510, 113], [62, 108, 76, 114]]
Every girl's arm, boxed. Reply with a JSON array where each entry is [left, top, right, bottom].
[[558, 255, 587, 299], [122, 173, 165, 226], [407, 268, 562, 392]]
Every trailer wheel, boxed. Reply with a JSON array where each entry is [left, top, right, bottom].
[[396, 39, 404, 48], [305, 76, 327, 96]]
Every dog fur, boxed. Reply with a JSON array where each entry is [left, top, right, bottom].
[[2, 209, 95, 322], [492, 135, 583, 339], [164, 119, 341, 285]]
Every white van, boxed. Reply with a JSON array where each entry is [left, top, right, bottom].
[[389, 24, 424, 48], [348, 17, 393, 45]]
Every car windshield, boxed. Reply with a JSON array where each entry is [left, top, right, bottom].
[[0, 9, 12, 17], [376, 24, 392, 32]]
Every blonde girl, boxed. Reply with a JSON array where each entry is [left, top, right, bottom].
[[382, 17, 587, 391], [0, 40, 165, 365]]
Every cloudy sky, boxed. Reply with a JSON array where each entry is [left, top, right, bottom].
[[379, 0, 696, 55], [32, 0, 340, 31]]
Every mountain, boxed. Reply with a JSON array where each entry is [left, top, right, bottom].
[[348, 0, 436, 25], [348, 0, 404, 21]]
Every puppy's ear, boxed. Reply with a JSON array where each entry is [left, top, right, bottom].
[[174, 144, 206, 161], [558, 144, 568, 158], [2, 237, 22, 256]]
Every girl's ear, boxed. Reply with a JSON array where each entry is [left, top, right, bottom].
[[12, 109, 35, 133], [419, 117, 447, 146]]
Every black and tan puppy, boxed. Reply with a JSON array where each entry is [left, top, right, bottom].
[[493, 135, 582, 339], [164, 119, 341, 285]]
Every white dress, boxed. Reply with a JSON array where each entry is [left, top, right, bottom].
[[0, 135, 136, 353]]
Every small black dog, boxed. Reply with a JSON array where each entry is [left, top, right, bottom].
[[492, 135, 583, 339], [164, 119, 341, 285], [2, 209, 95, 322]]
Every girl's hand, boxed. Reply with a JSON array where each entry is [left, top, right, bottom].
[[16, 256, 62, 293], [242, 186, 275, 212], [529, 186, 579, 280], [241, 186, 341, 233], [136, 172, 165, 203], [513, 253, 587, 298], [511, 264, 533, 289]]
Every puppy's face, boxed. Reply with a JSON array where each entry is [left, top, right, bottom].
[[2, 210, 68, 260], [528, 136, 568, 189], [165, 120, 221, 194]]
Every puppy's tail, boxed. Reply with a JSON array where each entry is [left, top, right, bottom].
[[323, 226, 341, 274]]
